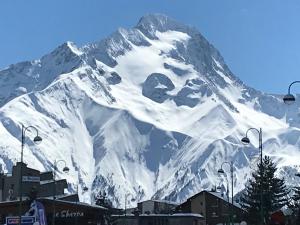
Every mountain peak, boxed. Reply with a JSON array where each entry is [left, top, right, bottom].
[[49, 41, 83, 57], [136, 13, 189, 38]]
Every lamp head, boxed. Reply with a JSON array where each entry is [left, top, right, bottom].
[[217, 168, 225, 174], [283, 94, 296, 105], [63, 166, 70, 173], [33, 135, 42, 145], [83, 186, 89, 192], [241, 137, 250, 145]]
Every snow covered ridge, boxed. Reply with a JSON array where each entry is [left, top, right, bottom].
[[0, 13, 300, 208]]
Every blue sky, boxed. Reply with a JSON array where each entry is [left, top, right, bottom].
[[0, 0, 299, 94]]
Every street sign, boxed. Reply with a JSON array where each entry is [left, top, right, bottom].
[[22, 176, 40, 182], [6, 216, 35, 225]]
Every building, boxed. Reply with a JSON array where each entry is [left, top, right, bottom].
[[0, 162, 109, 225], [0, 162, 67, 201], [177, 190, 246, 225], [112, 213, 205, 225], [137, 199, 179, 214], [0, 198, 108, 225], [112, 199, 205, 225]]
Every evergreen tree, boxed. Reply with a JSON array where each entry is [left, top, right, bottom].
[[292, 186, 300, 207], [292, 186, 300, 224], [240, 156, 289, 225], [94, 191, 113, 209]]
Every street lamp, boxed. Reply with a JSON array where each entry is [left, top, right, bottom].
[[52, 159, 69, 225], [241, 127, 264, 225], [19, 124, 42, 225], [75, 183, 88, 225], [283, 81, 300, 104], [218, 161, 234, 225], [125, 193, 135, 216]]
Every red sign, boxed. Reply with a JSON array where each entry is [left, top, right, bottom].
[[271, 211, 285, 224], [6, 217, 19, 224]]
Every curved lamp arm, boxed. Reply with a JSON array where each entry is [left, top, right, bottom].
[[283, 81, 300, 104], [242, 127, 262, 151], [245, 127, 260, 138], [23, 125, 39, 137], [287, 81, 300, 94]]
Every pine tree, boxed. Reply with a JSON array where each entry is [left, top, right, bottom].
[[292, 186, 300, 207], [292, 186, 300, 224], [94, 191, 113, 209], [240, 156, 289, 225]]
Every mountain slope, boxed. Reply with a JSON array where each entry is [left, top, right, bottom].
[[0, 14, 299, 207]]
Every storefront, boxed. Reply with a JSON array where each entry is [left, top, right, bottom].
[[0, 198, 108, 225]]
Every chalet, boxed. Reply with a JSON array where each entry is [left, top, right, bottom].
[[177, 190, 246, 225]]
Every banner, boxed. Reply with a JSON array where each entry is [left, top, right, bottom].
[[25, 200, 47, 225], [36, 201, 47, 225]]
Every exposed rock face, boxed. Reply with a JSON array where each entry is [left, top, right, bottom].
[[142, 73, 175, 103]]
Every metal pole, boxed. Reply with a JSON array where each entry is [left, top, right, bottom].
[[18, 125, 24, 225], [219, 162, 233, 225], [16, 124, 41, 225], [125, 194, 127, 225], [52, 161, 56, 225], [125, 194, 127, 216], [227, 182, 230, 225], [75, 183, 78, 225], [259, 128, 264, 225], [231, 162, 234, 225], [52, 159, 68, 225]]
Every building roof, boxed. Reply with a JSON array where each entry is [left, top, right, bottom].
[[112, 213, 204, 218], [207, 191, 243, 209], [0, 198, 108, 211], [38, 198, 108, 210], [41, 193, 77, 200], [138, 199, 179, 205], [40, 171, 52, 175], [180, 190, 244, 211]]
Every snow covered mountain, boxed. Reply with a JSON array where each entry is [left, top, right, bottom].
[[0, 14, 300, 207]]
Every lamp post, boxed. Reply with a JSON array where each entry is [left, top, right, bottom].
[[125, 193, 136, 214], [75, 183, 88, 225], [125, 193, 130, 216], [19, 124, 42, 225], [241, 127, 264, 225], [283, 81, 300, 104], [218, 161, 234, 225], [124, 193, 135, 225], [52, 159, 69, 225], [0, 164, 3, 202]]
